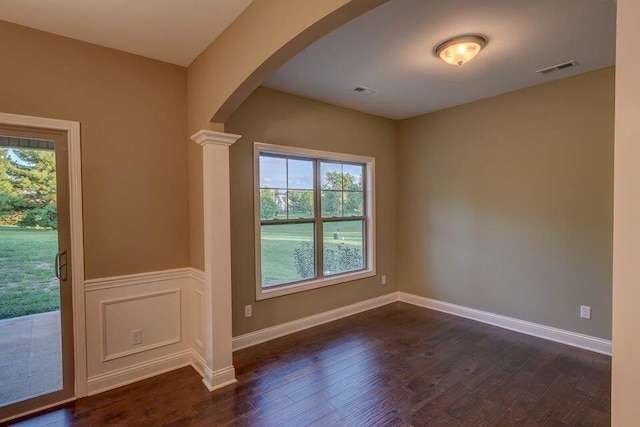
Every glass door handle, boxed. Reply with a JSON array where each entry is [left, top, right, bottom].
[[54, 251, 68, 282]]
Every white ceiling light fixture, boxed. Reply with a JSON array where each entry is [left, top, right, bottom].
[[434, 34, 488, 66]]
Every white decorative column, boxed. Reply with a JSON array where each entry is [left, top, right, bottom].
[[191, 129, 242, 391]]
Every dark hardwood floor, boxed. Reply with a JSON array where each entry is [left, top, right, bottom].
[[10, 302, 611, 426]]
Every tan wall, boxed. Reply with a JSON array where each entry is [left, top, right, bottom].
[[0, 20, 189, 279], [397, 68, 614, 339], [225, 87, 396, 336], [186, 0, 387, 270], [612, 0, 640, 423]]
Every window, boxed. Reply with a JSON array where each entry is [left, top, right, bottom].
[[254, 143, 376, 300]]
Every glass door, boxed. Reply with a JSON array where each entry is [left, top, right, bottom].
[[0, 125, 74, 420]]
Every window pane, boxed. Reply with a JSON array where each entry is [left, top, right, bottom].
[[261, 223, 315, 287], [323, 220, 364, 276], [321, 162, 342, 190], [288, 190, 314, 218], [343, 164, 363, 191], [260, 189, 287, 220], [321, 190, 342, 217], [260, 156, 287, 188], [343, 192, 363, 217], [288, 159, 314, 190]]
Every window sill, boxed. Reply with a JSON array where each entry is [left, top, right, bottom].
[[256, 269, 376, 301]]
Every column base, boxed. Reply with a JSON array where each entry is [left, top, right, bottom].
[[202, 365, 237, 392], [191, 351, 237, 392]]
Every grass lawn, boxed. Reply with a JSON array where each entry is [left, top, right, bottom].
[[261, 220, 364, 286], [0, 226, 60, 319]]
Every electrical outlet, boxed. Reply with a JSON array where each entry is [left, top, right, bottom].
[[244, 305, 252, 318], [580, 305, 591, 320], [381, 275, 387, 285], [131, 329, 142, 345]]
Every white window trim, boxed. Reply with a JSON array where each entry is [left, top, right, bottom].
[[253, 142, 376, 301]]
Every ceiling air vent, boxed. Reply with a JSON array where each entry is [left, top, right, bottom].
[[353, 86, 376, 95], [536, 60, 579, 75]]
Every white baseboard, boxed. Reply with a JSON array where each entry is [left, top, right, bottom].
[[232, 292, 398, 351], [190, 349, 207, 379], [86, 349, 193, 395], [87, 348, 237, 397], [398, 292, 612, 356]]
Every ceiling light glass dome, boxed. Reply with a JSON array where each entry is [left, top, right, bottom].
[[434, 35, 488, 66]]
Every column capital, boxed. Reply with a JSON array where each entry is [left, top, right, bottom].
[[190, 129, 242, 147]]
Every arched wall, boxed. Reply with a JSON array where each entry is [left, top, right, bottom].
[[183, 2, 640, 423], [186, 0, 388, 269]]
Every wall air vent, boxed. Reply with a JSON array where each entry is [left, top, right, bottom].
[[353, 86, 376, 95], [536, 60, 579, 75]]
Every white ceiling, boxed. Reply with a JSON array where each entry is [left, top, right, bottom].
[[264, 0, 616, 120], [0, 0, 252, 66]]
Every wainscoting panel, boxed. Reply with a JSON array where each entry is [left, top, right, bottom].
[[191, 269, 206, 359], [193, 289, 204, 351], [85, 268, 193, 395], [101, 289, 182, 361]]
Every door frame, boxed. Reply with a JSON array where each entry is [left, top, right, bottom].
[[0, 113, 87, 404]]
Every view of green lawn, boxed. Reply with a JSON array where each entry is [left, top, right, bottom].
[[261, 220, 364, 286], [0, 226, 60, 319], [0, 221, 360, 317]]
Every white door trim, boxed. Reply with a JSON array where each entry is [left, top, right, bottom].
[[0, 112, 87, 398]]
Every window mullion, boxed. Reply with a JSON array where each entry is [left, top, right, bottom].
[[361, 167, 367, 267], [315, 158, 324, 279], [285, 158, 289, 220]]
